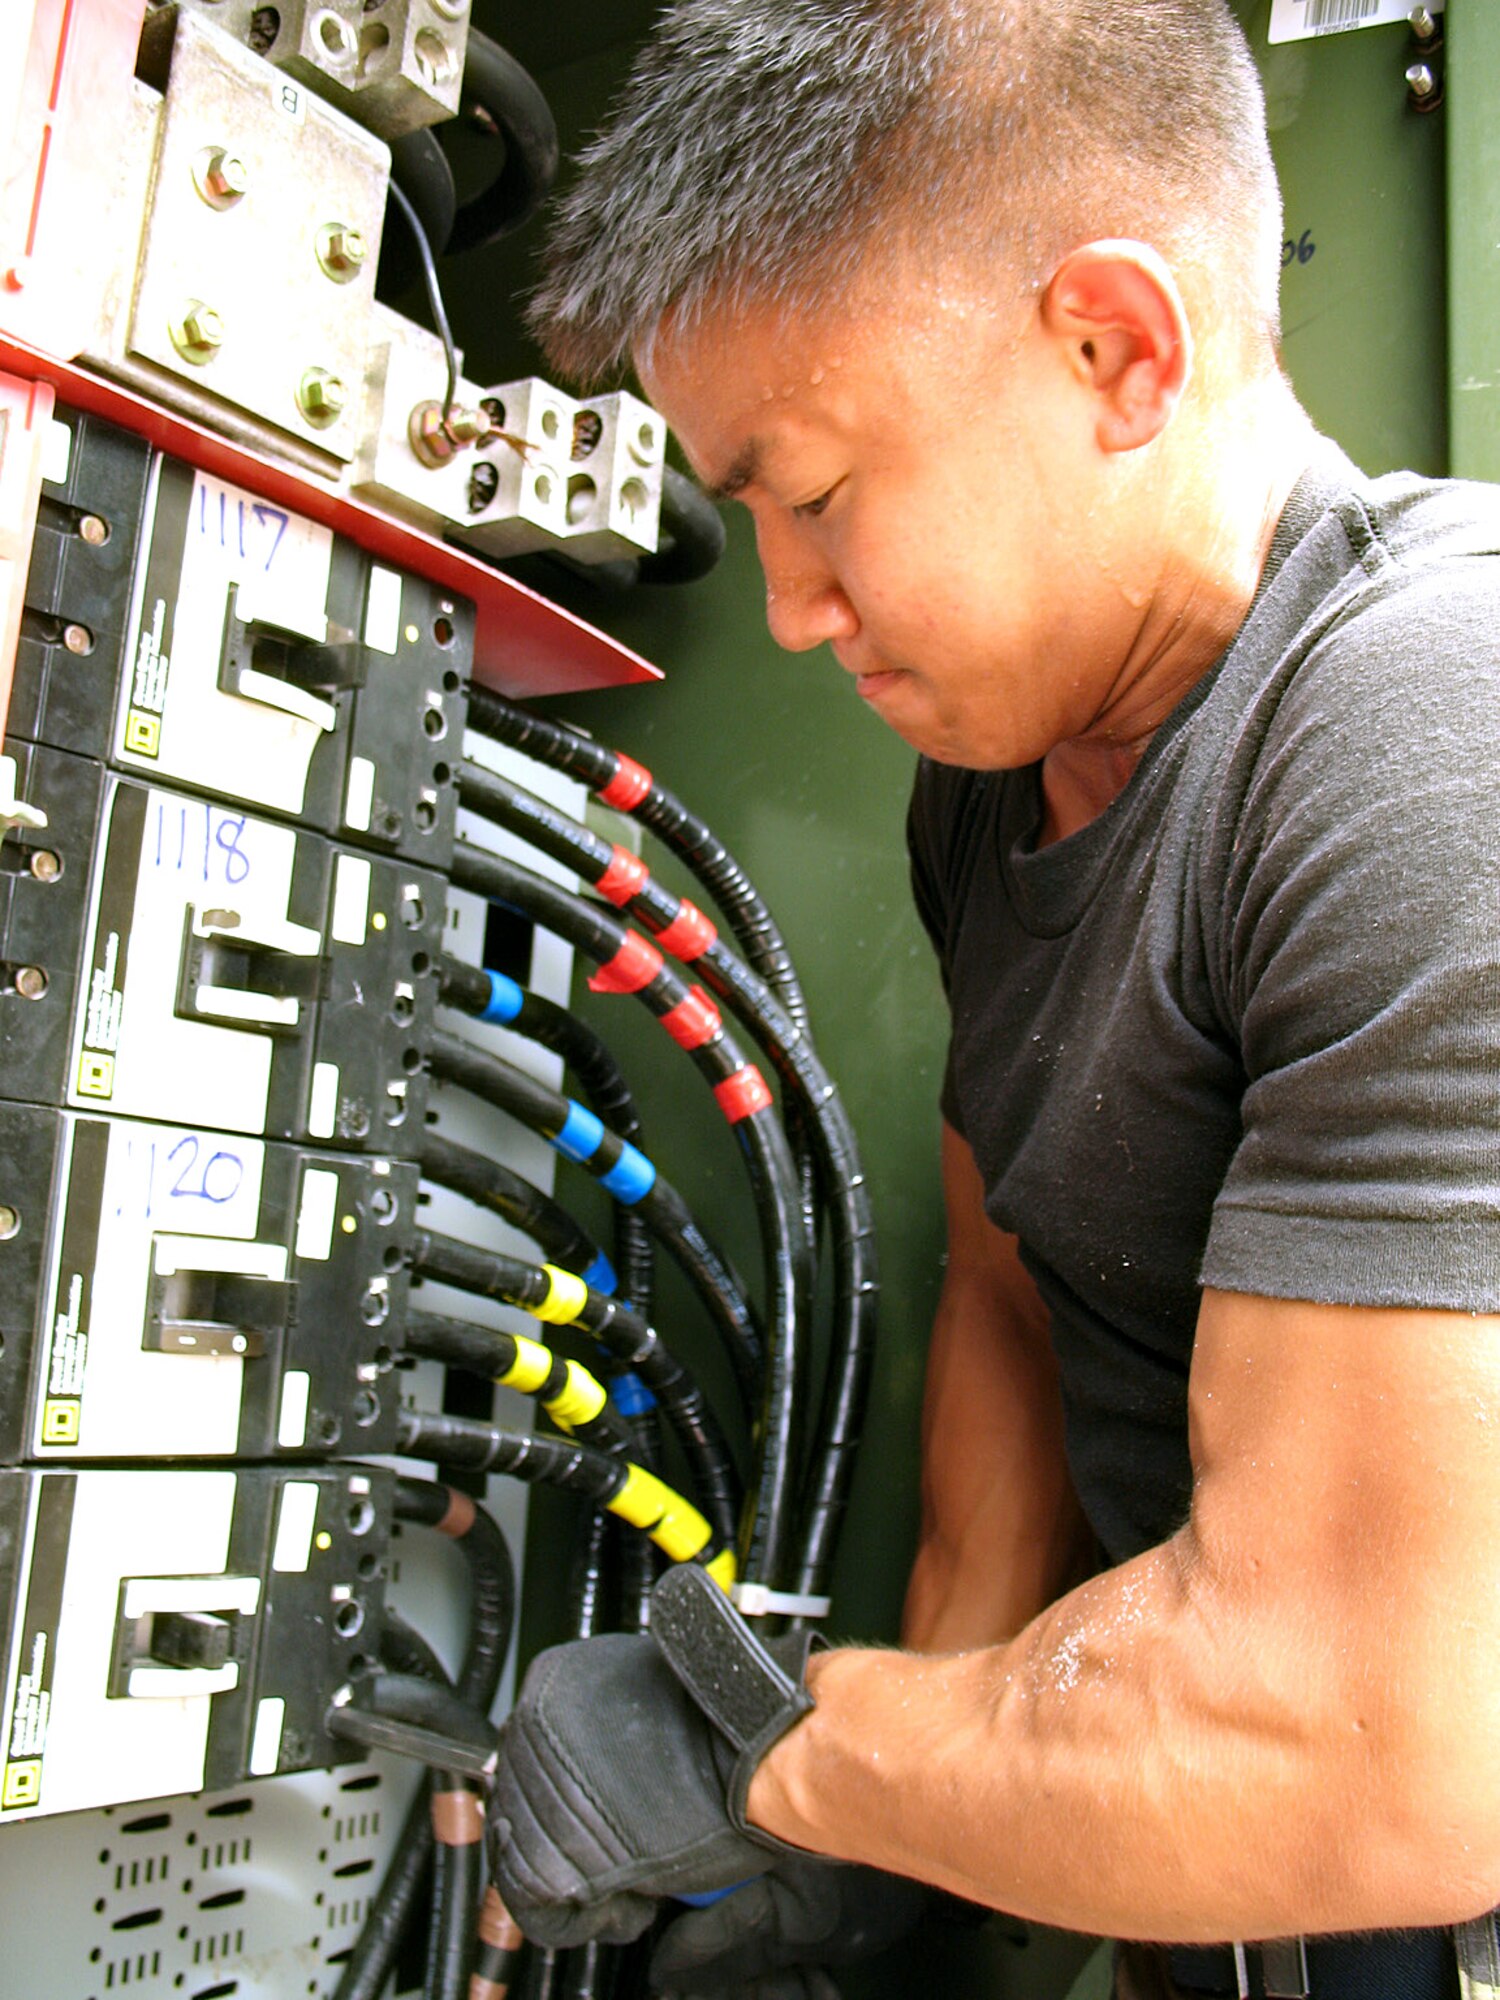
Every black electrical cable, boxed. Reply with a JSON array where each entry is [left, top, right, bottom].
[[395, 1412, 733, 1583], [401, 1293, 635, 1457], [333, 1483, 515, 2000], [427, 1027, 763, 1404], [379, 129, 458, 298], [447, 840, 813, 1591], [446, 29, 559, 253], [454, 763, 879, 1604], [386, 177, 458, 434], [438, 957, 655, 1318], [464, 686, 809, 1036], [420, 1131, 618, 1300], [404, 1300, 739, 1551]]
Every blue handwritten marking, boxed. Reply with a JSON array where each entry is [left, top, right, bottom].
[[193, 480, 292, 574], [151, 799, 255, 888]]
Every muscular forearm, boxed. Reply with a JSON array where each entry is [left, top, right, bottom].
[[754, 1292, 1500, 1943], [755, 1532, 1493, 1942]]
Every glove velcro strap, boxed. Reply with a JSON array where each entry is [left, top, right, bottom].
[[650, 1565, 816, 1845]]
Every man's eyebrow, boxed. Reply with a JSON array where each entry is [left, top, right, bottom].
[[701, 440, 763, 505]]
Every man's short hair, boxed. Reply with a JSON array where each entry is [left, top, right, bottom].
[[529, 0, 1284, 385]]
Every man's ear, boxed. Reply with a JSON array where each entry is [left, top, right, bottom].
[[1040, 241, 1193, 453]]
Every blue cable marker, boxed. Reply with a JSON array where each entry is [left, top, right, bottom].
[[582, 1251, 618, 1295], [553, 1099, 605, 1164], [609, 1372, 658, 1417], [598, 1140, 656, 1205], [481, 969, 526, 1025]]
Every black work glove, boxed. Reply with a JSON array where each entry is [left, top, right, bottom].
[[649, 1853, 931, 1995], [488, 1565, 817, 1949]]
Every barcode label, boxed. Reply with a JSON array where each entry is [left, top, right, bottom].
[[1268, 0, 1442, 42]]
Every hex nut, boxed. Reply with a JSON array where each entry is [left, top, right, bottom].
[[171, 301, 225, 363], [299, 369, 348, 425], [317, 222, 369, 283], [192, 146, 248, 207]]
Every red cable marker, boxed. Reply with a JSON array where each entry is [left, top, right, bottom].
[[595, 846, 650, 906], [660, 988, 722, 1050], [654, 900, 717, 961], [588, 931, 663, 994], [599, 752, 653, 812], [713, 1065, 774, 1123]]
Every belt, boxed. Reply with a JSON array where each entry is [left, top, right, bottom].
[[1165, 1921, 1467, 1999]]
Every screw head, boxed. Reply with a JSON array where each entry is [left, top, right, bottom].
[[328, 226, 365, 269], [205, 149, 248, 200], [0, 1205, 19, 1241], [171, 301, 225, 362], [78, 514, 108, 546], [298, 368, 348, 424], [62, 623, 92, 655], [14, 965, 48, 1000], [28, 850, 61, 882]]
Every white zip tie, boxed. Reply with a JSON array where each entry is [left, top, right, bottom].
[[731, 1583, 832, 1619]]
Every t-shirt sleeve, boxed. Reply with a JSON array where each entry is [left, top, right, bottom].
[[1201, 557, 1500, 1312]]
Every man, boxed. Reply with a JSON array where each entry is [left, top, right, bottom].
[[489, 3, 1500, 1995]]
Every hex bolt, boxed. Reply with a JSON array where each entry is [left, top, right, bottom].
[[0, 1205, 19, 1241], [323, 225, 367, 273], [78, 514, 108, 546], [62, 623, 92, 655], [204, 149, 248, 200], [172, 302, 225, 361], [14, 966, 48, 1000], [28, 850, 61, 883], [1409, 7, 1438, 40], [299, 369, 348, 423]]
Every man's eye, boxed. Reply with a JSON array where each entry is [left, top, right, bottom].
[[794, 490, 832, 519]]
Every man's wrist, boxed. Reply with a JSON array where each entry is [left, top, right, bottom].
[[744, 1645, 847, 1852]]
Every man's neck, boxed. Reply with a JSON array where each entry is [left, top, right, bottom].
[[1039, 381, 1317, 846]]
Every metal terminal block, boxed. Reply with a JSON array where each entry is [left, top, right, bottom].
[[450, 375, 576, 557], [95, 10, 386, 464], [350, 305, 495, 530], [177, 0, 471, 137], [562, 389, 666, 561]]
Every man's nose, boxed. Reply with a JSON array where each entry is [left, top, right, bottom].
[[756, 522, 858, 654]]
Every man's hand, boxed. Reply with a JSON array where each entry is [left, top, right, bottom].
[[487, 1568, 817, 1948], [650, 1854, 930, 1995]]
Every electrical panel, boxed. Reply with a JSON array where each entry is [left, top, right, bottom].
[[0, 4, 874, 1997]]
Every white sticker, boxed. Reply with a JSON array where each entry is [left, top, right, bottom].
[[344, 754, 375, 833], [276, 1370, 310, 1449], [331, 854, 371, 946], [40, 418, 72, 487], [295, 1167, 340, 1262], [249, 1696, 285, 1776], [271, 1481, 319, 1572], [364, 567, 402, 655], [1268, 0, 1441, 41], [308, 1061, 339, 1139]]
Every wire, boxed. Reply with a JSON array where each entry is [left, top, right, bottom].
[[454, 759, 879, 1606], [447, 839, 813, 1593], [386, 176, 458, 433], [395, 1410, 735, 1588], [404, 1297, 739, 1551], [420, 1131, 617, 1299], [438, 956, 655, 1318], [427, 1027, 764, 1406]]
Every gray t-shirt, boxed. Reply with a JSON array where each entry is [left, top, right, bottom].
[[909, 446, 1500, 1564]]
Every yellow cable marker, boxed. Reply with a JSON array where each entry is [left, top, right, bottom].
[[547, 1358, 609, 1431], [501, 1335, 553, 1396], [532, 1264, 590, 1326]]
